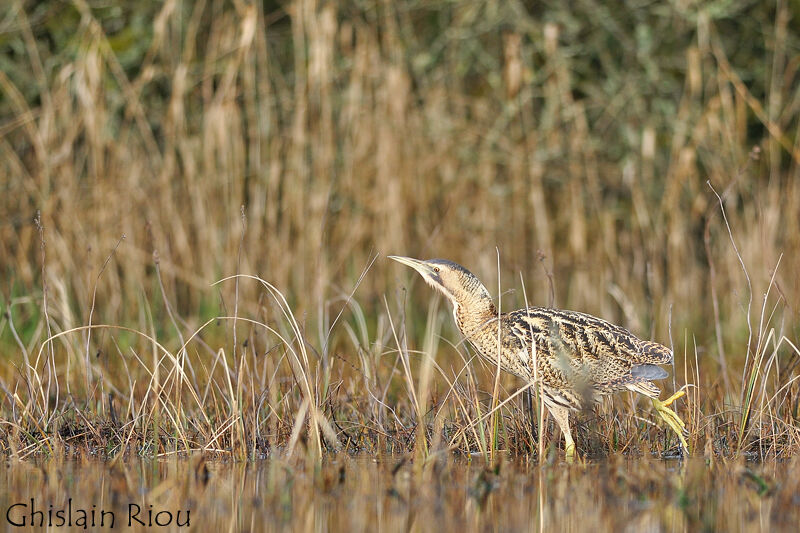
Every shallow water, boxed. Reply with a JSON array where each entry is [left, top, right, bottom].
[[1, 454, 798, 532]]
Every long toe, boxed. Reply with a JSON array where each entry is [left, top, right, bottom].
[[661, 405, 686, 433], [652, 398, 690, 453]]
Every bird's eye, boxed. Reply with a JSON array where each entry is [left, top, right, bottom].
[[433, 267, 440, 273]]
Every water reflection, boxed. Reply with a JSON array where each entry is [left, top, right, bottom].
[[1, 455, 798, 531]]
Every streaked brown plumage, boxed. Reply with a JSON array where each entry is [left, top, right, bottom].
[[389, 256, 688, 460]]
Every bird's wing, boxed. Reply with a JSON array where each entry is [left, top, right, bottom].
[[506, 307, 670, 393]]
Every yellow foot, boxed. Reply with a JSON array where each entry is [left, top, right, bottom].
[[563, 439, 585, 465], [565, 442, 576, 464], [651, 392, 690, 454], [660, 389, 686, 408]]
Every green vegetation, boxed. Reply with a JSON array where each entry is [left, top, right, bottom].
[[1, 0, 799, 468]]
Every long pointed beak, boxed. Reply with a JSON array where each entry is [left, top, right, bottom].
[[387, 255, 433, 277]]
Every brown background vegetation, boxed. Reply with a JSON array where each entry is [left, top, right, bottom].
[[1, 0, 799, 458]]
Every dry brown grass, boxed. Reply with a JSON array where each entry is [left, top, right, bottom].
[[0, 1, 799, 465]]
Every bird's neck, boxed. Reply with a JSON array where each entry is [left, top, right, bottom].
[[451, 293, 497, 339]]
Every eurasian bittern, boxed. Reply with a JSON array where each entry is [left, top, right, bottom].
[[389, 256, 688, 461]]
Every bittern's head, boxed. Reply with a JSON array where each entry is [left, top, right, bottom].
[[388, 256, 493, 314]]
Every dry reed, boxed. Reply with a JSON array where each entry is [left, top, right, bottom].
[[0, 1, 798, 462]]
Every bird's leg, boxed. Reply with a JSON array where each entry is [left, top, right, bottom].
[[524, 388, 537, 443], [548, 405, 576, 463], [651, 390, 690, 453], [660, 389, 686, 407]]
